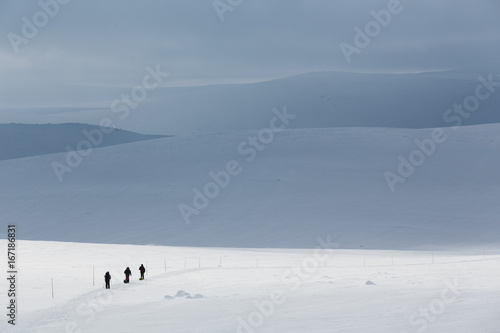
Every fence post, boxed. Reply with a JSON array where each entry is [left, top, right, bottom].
[[93, 265, 95, 286], [51, 278, 54, 299]]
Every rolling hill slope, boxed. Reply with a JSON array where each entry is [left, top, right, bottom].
[[0, 123, 167, 160], [2, 71, 500, 136], [1, 124, 499, 249]]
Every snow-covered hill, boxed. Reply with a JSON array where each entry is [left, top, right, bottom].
[[138, 71, 500, 135], [4, 240, 500, 333], [2, 71, 500, 135], [0, 123, 167, 160], [2, 124, 500, 250]]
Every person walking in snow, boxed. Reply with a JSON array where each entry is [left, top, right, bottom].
[[124, 267, 132, 283], [139, 264, 146, 280], [104, 271, 111, 289]]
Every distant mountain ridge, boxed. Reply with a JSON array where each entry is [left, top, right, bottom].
[[0, 123, 167, 161], [116, 71, 500, 135], [1, 71, 499, 136]]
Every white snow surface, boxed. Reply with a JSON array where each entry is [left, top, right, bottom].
[[1, 125, 500, 249], [2, 124, 500, 332], [1, 240, 499, 332]]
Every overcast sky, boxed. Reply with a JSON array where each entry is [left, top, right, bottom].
[[0, 0, 499, 109]]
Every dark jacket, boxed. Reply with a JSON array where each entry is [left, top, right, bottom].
[[104, 272, 111, 281], [124, 267, 132, 276], [139, 265, 145, 273]]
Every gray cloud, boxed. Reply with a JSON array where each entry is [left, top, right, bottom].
[[0, 0, 499, 109]]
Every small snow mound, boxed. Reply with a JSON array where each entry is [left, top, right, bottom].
[[175, 290, 191, 297], [165, 290, 205, 300], [365, 281, 376, 286]]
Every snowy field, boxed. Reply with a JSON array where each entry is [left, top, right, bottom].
[[2, 1, 499, 332], [2, 240, 500, 333], [3, 125, 500, 250], [2, 125, 500, 332]]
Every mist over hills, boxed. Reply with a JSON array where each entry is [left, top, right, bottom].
[[1, 71, 499, 136], [1, 71, 500, 249]]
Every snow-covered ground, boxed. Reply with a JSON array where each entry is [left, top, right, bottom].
[[2, 124, 500, 249], [2, 123, 500, 331], [2, 240, 499, 332]]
